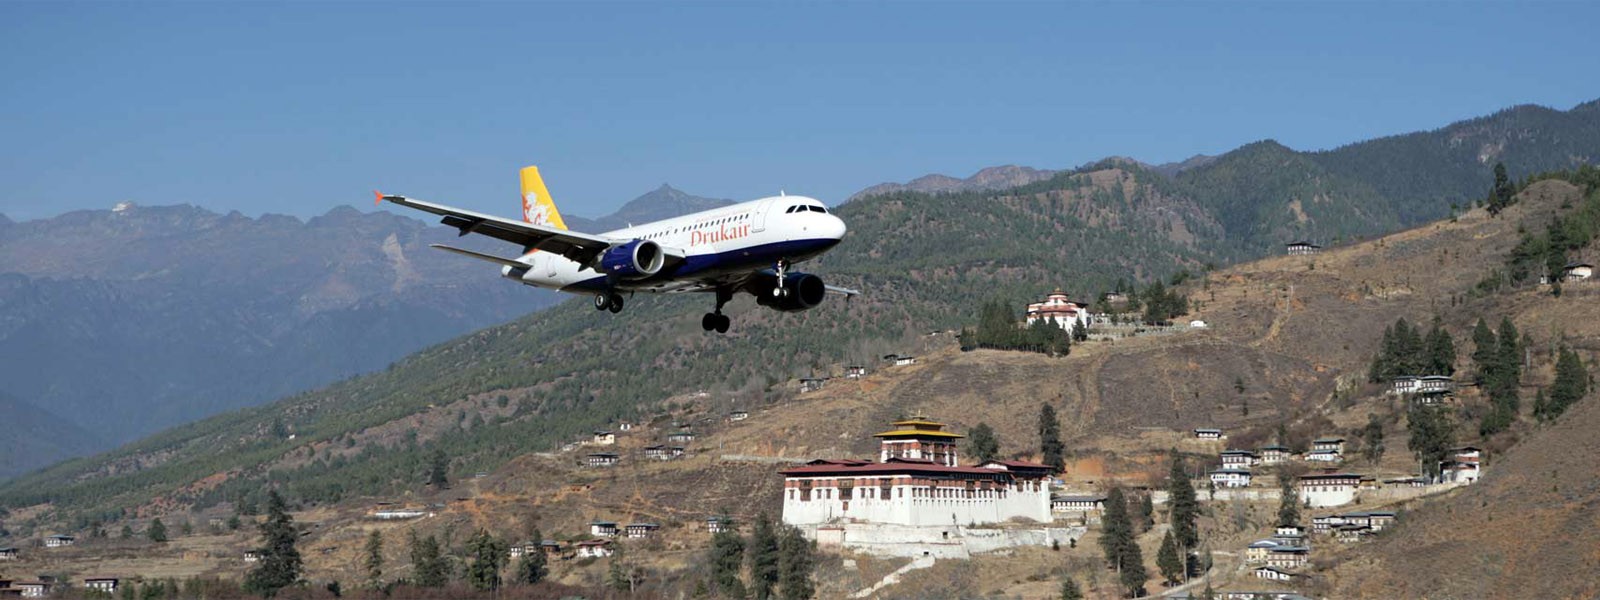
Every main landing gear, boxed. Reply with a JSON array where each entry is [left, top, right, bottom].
[[701, 287, 733, 334], [772, 259, 790, 298], [594, 291, 624, 314]]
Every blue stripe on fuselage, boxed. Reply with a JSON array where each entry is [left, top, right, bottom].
[[561, 237, 840, 292]]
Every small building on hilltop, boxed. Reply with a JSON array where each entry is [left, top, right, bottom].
[[1254, 566, 1297, 581], [1265, 546, 1309, 569], [1285, 241, 1321, 255], [1051, 495, 1107, 514], [1025, 289, 1092, 330], [589, 521, 619, 538], [707, 516, 735, 534], [1311, 437, 1346, 455], [644, 445, 671, 460], [883, 354, 917, 366], [799, 377, 828, 393], [0, 547, 17, 561], [1194, 428, 1224, 440], [1564, 262, 1593, 282], [1220, 450, 1259, 469], [666, 431, 696, 444], [624, 523, 660, 539], [845, 365, 868, 379], [729, 410, 750, 422], [586, 453, 620, 468], [1390, 375, 1455, 396], [14, 581, 52, 597], [84, 578, 120, 594], [592, 431, 617, 445], [780, 418, 1051, 528], [43, 535, 74, 548]]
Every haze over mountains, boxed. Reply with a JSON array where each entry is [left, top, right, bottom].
[[0, 98, 1596, 485], [0, 186, 728, 477]]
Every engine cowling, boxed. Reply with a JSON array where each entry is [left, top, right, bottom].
[[599, 240, 665, 279], [756, 273, 828, 312]]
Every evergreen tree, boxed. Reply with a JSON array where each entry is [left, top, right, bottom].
[[465, 529, 507, 592], [409, 531, 449, 588], [777, 525, 814, 600], [1361, 413, 1386, 463], [1059, 578, 1084, 600], [426, 449, 449, 488], [148, 518, 168, 543], [1157, 530, 1182, 585], [1139, 493, 1155, 532], [1276, 475, 1299, 528], [709, 528, 746, 598], [1471, 318, 1497, 385], [1039, 404, 1066, 472], [512, 528, 548, 586], [967, 422, 1001, 463], [1488, 162, 1516, 214], [608, 547, 633, 592], [1481, 318, 1523, 434], [244, 491, 302, 597], [120, 524, 134, 539], [363, 530, 383, 589], [1407, 404, 1456, 480], [1425, 316, 1457, 376], [749, 514, 781, 600], [1547, 347, 1591, 419], [1100, 487, 1146, 596], [1166, 454, 1199, 551]]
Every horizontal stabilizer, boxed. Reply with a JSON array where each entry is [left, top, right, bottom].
[[429, 244, 528, 269], [825, 284, 861, 297]]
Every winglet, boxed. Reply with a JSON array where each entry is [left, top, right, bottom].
[[373, 190, 384, 206]]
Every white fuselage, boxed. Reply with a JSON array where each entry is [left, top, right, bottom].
[[502, 195, 846, 294]]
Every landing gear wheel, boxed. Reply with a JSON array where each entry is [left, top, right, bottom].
[[594, 293, 611, 311], [702, 313, 717, 331], [607, 293, 624, 313], [714, 314, 730, 333]]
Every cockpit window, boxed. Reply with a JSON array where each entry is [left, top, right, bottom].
[[809, 205, 826, 213]]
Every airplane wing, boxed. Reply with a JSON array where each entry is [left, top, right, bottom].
[[377, 192, 616, 266]]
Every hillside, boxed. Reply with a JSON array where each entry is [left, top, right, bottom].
[[0, 392, 96, 479]]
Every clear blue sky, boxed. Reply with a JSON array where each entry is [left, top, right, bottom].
[[3, 1, 1597, 222]]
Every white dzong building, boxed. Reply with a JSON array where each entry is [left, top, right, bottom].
[[1025, 289, 1091, 330], [780, 418, 1053, 527]]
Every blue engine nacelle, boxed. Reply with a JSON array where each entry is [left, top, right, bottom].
[[599, 240, 665, 280], [755, 273, 828, 312]]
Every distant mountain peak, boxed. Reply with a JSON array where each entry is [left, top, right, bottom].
[[849, 164, 1059, 201]]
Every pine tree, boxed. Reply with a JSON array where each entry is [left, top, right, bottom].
[[1488, 162, 1516, 214], [1059, 578, 1083, 600], [363, 530, 383, 588], [1547, 347, 1591, 419], [1166, 454, 1199, 551], [427, 449, 449, 488], [244, 491, 302, 597], [1140, 493, 1155, 532], [608, 547, 632, 592], [1100, 487, 1145, 595], [1276, 475, 1299, 528], [1361, 413, 1386, 463], [1407, 404, 1456, 480], [512, 528, 547, 586], [1039, 403, 1065, 472], [1425, 316, 1456, 376], [1471, 318, 1497, 385], [967, 422, 1001, 463], [409, 531, 449, 588], [148, 518, 168, 543], [749, 514, 780, 600], [709, 528, 746, 598], [465, 529, 507, 592], [1157, 531, 1182, 585], [777, 525, 814, 600], [120, 525, 134, 539]]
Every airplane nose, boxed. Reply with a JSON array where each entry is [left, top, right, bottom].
[[825, 214, 847, 240]]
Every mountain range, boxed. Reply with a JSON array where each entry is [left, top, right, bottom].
[[0, 186, 729, 478]]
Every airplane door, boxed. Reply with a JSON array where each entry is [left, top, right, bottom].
[[753, 199, 775, 233]]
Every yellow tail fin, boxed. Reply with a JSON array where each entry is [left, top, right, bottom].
[[520, 166, 568, 230]]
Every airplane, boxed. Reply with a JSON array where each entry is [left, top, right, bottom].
[[376, 166, 856, 333]]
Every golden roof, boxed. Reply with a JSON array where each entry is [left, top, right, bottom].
[[873, 429, 965, 439]]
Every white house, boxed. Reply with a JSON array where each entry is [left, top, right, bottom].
[[884, 354, 917, 366], [1245, 540, 1279, 563], [243, 549, 262, 562], [0, 547, 17, 561], [666, 431, 696, 444], [1220, 450, 1259, 469], [1253, 566, 1296, 581], [1299, 472, 1361, 507], [780, 418, 1051, 528], [1311, 437, 1345, 454], [1564, 262, 1593, 282], [1051, 495, 1107, 513], [575, 540, 613, 558], [1304, 450, 1341, 463], [1440, 460, 1480, 484], [1194, 428, 1224, 440], [43, 535, 74, 548], [589, 521, 619, 538], [643, 445, 672, 460], [1025, 289, 1092, 330], [1210, 468, 1253, 488], [586, 453, 620, 467], [624, 523, 660, 539], [845, 365, 868, 379], [707, 516, 735, 534], [1285, 241, 1322, 255], [729, 410, 750, 422], [592, 431, 617, 445], [799, 378, 828, 393], [84, 578, 120, 594], [1265, 546, 1309, 569], [1391, 375, 1455, 396], [1259, 445, 1292, 465], [15, 581, 52, 597]]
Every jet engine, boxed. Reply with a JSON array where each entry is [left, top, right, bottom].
[[599, 240, 665, 279], [755, 272, 828, 312]]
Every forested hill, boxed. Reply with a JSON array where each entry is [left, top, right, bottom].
[[0, 163, 1222, 521]]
